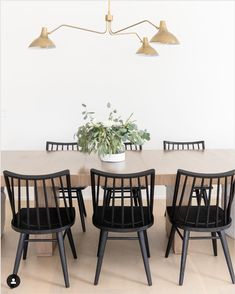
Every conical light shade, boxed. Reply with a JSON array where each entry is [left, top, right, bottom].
[[150, 21, 179, 44], [29, 27, 55, 48], [136, 37, 159, 56]]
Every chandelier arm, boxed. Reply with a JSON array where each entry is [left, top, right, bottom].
[[111, 19, 159, 34], [109, 25, 142, 42], [48, 23, 108, 35]]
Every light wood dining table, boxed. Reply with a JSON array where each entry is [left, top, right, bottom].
[[1, 149, 235, 255]]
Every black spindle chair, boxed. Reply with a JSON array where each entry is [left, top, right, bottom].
[[124, 142, 142, 151], [165, 169, 235, 285], [163, 140, 209, 206], [105, 142, 143, 206], [3, 169, 77, 288], [46, 141, 80, 151], [46, 141, 87, 232], [163, 140, 205, 151], [91, 168, 155, 286]]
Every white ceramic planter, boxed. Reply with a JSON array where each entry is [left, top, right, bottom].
[[100, 152, 125, 162]]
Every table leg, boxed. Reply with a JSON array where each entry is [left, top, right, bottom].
[[33, 187, 58, 256], [221, 184, 235, 239], [1, 187, 6, 237], [165, 185, 183, 254], [226, 199, 235, 239]]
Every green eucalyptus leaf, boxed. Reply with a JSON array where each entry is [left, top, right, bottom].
[[77, 102, 151, 156]]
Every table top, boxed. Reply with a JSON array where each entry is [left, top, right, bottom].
[[1, 149, 235, 186]]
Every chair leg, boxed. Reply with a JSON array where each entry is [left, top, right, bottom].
[[165, 225, 176, 258], [80, 193, 87, 217], [106, 190, 112, 206], [144, 230, 150, 258], [76, 191, 86, 232], [97, 230, 102, 257], [22, 234, 29, 260], [13, 233, 27, 275], [211, 232, 217, 256], [136, 189, 143, 207], [218, 230, 235, 283], [57, 232, 70, 288], [202, 189, 208, 206], [133, 189, 138, 206], [138, 231, 152, 286], [194, 189, 201, 206], [67, 228, 77, 259], [94, 230, 108, 285], [179, 230, 190, 285]]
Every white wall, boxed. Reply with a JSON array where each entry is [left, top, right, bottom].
[[1, 0, 235, 150]]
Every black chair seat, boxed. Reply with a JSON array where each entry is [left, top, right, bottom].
[[12, 207, 75, 233], [71, 187, 86, 191], [166, 206, 231, 230], [104, 186, 145, 193], [93, 206, 153, 231], [102, 186, 144, 203]]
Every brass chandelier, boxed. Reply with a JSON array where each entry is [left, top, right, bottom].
[[29, 0, 179, 56]]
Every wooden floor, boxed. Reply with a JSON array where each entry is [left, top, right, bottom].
[[1, 200, 235, 294]]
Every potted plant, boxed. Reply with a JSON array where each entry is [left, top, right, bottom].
[[76, 103, 150, 162]]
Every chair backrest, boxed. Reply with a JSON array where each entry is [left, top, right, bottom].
[[46, 141, 79, 151], [124, 142, 142, 151], [163, 140, 205, 150], [170, 169, 235, 228], [3, 169, 74, 230], [90, 169, 155, 229]]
